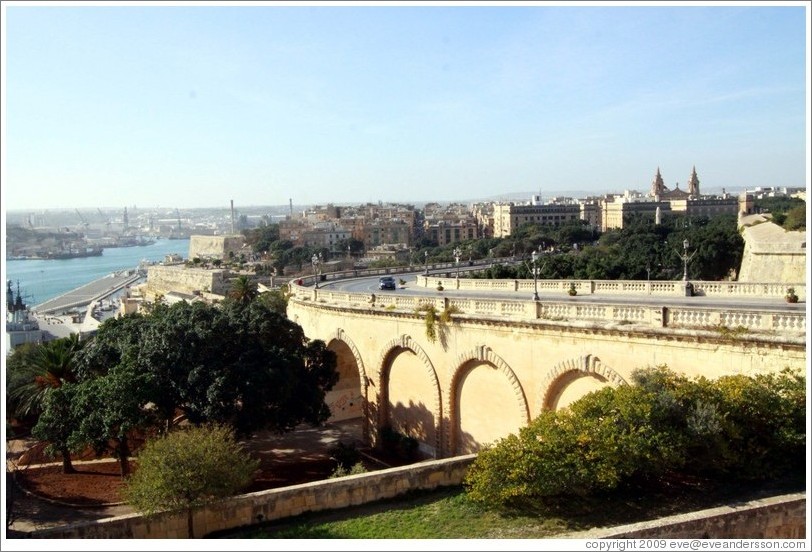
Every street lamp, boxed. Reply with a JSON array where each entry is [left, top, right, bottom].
[[311, 253, 322, 289], [453, 247, 461, 279], [424, 251, 429, 276], [679, 239, 695, 282], [531, 250, 540, 301]]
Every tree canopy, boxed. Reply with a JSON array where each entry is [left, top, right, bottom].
[[24, 297, 338, 475], [77, 299, 338, 437]]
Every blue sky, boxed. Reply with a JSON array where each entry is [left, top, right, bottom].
[[2, 2, 808, 210]]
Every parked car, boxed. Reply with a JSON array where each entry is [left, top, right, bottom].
[[379, 276, 396, 290]]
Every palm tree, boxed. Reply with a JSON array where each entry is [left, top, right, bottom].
[[229, 275, 258, 305], [7, 335, 81, 419], [7, 335, 83, 473]]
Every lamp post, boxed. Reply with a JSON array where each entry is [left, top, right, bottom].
[[453, 247, 461, 279], [311, 253, 322, 289], [680, 239, 695, 282], [424, 251, 429, 276], [671, 239, 696, 296], [531, 250, 540, 301]]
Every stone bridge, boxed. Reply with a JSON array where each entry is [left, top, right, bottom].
[[286, 277, 806, 459]]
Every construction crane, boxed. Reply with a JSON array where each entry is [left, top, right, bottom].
[[75, 209, 89, 232], [97, 208, 112, 232]]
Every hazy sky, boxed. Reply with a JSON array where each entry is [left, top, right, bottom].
[[2, 1, 809, 211]]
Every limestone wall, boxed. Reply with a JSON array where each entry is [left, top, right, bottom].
[[26, 454, 476, 539], [188, 235, 245, 260], [145, 265, 230, 299], [570, 493, 805, 539], [738, 219, 806, 283], [287, 296, 805, 457]]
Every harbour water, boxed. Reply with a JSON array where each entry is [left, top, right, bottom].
[[5, 239, 190, 306]]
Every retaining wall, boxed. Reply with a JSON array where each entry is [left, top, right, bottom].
[[569, 492, 806, 539], [25, 454, 477, 539]]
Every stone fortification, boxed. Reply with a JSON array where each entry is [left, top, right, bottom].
[[188, 235, 245, 260], [144, 265, 229, 300], [738, 215, 806, 283]]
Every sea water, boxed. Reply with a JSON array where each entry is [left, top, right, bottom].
[[4, 239, 190, 307]]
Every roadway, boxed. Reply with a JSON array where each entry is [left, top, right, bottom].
[[314, 271, 806, 312]]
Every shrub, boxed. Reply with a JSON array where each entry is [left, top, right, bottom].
[[328, 441, 361, 470], [123, 424, 259, 536], [329, 462, 368, 479], [464, 366, 806, 509]]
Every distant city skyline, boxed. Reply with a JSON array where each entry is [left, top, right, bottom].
[[2, 1, 809, 212]]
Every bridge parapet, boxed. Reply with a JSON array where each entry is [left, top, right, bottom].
[[415, 276, 805, 301], [290, 284, 804, 338]]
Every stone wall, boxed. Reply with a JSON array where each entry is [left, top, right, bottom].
[[145, 265, 230, 299], [26, 455, 477, 539], [738, 218, 806, 283], [287, 294, 805, 457], [24, 462, 804, 540], [188, 235, 245, 261], [568, 493, 805, 539]]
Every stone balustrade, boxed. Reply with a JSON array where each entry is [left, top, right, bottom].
[[290, 281, 805, 336]]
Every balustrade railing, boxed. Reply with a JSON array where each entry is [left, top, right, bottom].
[[286, 268, 805, 336]]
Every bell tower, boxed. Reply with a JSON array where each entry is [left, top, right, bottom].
[[650, 167, 666, 197], [688, 166, 700, 198]]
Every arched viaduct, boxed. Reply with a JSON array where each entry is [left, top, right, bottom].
[[287, 280, 806, 459]]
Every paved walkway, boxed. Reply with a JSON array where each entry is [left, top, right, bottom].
[[4, 419, 363, 536]]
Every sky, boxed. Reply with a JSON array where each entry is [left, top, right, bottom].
[[1, 1, 809, 211]]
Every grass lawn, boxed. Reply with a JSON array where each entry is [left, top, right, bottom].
[[217, 471, 804, 539]]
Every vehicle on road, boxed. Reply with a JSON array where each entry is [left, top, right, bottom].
[[379, 276, 396, 290]]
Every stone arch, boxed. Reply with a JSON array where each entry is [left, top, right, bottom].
[[326, 329, 370, 440], [538, 354, 628, 412], [377, 334, 442, 456], [329, 328, 368, 388], [447, 345, 529, 456]]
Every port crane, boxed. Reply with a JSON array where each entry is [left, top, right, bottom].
[[97, 208, 112, 232], [75, 209, 90, 232]]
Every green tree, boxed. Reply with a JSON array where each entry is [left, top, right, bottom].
[[123, 424, 259, 537], [77, 300, 339, 438], [6, 343, 44, 421], [228, 275, 258, 305], [31, 384, 81, 473], [243, 223, 280, 254], [69, 367, 158, 476], [6, 335, 83, 421], [782, 205, 806, 231], [258, 285, 291, 316]]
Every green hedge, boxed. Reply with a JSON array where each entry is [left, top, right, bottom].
[[464, 366, 805, 508]]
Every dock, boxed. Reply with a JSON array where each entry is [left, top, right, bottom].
[[32, 270, 144, 315]]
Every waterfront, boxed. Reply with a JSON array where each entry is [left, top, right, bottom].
[[5, 239, 190, 306]]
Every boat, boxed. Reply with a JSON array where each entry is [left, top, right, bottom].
[[41, 246, 104, 260], [6, 280, 42, 350]]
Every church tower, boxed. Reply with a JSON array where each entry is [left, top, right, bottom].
[[650, 167, 666, 197], [687, 166, 700, 198]]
